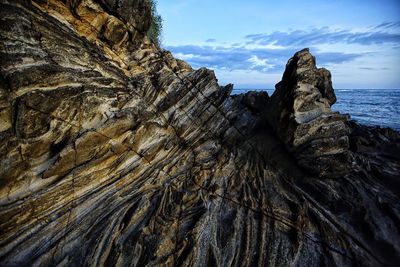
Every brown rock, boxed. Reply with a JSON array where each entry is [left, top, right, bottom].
[[1, 1, 400, 267], [267, 48, 351, 177]]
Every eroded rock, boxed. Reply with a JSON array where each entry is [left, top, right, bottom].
[[1, 1, 400, 267], [267, 48, 351, 177]]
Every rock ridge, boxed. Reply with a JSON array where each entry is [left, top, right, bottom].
[[1, 1, 400, 267], [267, 48, 351, 177]]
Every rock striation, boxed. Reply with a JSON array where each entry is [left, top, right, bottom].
[[267, 48, 351, 177], [1, 1, 400, 266]]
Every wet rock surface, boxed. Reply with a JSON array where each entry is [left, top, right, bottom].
[[1, 1, 400, 266]]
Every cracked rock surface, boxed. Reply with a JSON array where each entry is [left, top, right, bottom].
[[1, 1, 400, 266], [267, 48, 351, 177]]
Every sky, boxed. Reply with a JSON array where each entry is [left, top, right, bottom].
[[157, 0, 400, 89]]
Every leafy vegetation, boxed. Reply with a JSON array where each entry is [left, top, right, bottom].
[[147, 0, 163, 46]]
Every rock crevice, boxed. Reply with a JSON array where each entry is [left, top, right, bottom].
[[1, 1, 400, 267]]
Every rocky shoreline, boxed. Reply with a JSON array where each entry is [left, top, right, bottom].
[[1, 0, 399, 266]]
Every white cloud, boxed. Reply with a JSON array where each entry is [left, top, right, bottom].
[[174, 53, 195, 60], [247, 55, 275, 71], [165, 22, 400, 88]]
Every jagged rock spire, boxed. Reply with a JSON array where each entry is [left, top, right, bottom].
[[267, 48, 351, 177]]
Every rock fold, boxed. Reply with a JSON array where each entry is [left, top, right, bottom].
[[1, 1, 400, 266]]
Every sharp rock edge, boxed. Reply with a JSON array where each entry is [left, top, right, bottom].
[[1, 1, 400, 266]]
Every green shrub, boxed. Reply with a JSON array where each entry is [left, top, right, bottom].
[[147, 0, 163, 46]]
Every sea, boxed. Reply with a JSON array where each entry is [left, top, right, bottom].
[[232, 89, 400, 131]]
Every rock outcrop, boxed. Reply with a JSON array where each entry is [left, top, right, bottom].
[[1, 1, 400, 267], [267, 49, 351, 177]]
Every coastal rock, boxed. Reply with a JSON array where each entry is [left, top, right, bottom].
[[267, 48, 351, 177], [1, 1, 400, 267]]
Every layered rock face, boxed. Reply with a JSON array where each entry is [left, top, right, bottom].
[[1, 1, 400, 267], [267, 49, 350, 177]]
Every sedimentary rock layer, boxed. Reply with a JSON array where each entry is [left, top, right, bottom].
[[1, 1, 400, 266], [267, 48, 351, 177]]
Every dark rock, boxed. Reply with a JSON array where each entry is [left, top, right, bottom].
[[1, 2, 400, 267], [241, 90, 269, 114]]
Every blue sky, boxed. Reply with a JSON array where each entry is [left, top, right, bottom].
[[157, 0, 400, 89]]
